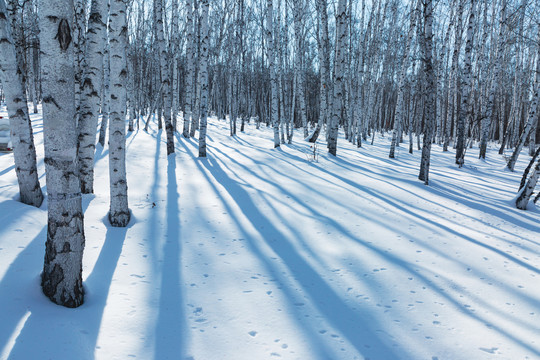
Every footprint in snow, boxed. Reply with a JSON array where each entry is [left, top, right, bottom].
[[248, 331, 258, 337], [193, 307, 203, 315]]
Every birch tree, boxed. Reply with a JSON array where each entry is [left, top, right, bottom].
[[516, 147, 540, 210], [198, 0, 210, 157], [183, 0, 194, 138], [170, 0, 180, 131], [507, 27, 540, 171], [154, 0, 175, 154], [327, 0, 348, 156], [306, 0, 330, 143], [39, 0, 85, 307], [99, 37, 110, 147], [293, 0, 307, 139], [418, 0, 436, 184], [77, 0, 108, 193], [108, 0, 130, 226], [389, 0, 418, 159], [443, 0, 464, 152], [266, 0, 280, 148], [0, 0, 43, 207], [455, 2, 476, 166]]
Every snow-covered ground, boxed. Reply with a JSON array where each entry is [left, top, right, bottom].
[[0, 106, 539, 360]]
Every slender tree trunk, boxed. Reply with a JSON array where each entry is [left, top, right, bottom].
[[389, 1, 417, 159], [418, 0, 435, 184], [190, 2, 200, 138], [0, 0, 43, 207], [99, 37, 110, 147], [443, 0, 464, 152], [293, 0, 307, 139], [77, 0, 107, 194], [198, 0, 210, 157], [455, 2, 475, 166], [507, 28, 540, 171], [154, 0, 174, 154], [327, 0, 348, 156], [516, 147, 540, 210], [39, 0, 85, 307], [171, 0, 179, 132], [307, 0, 330, 143], [108, 0, 130, 227], [266, 0, 279, 148]]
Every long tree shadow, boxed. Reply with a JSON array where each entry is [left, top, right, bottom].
[[210, 137, 540, 356], [154, 154, 186, 359], [83, 224, 129, 356], [177, 139, 338, 359], [147, 130, 163, 267], [0, 164, 15, 176], [0, 227, 46, 359], [6, 223, 128, 360], [198, 155, 403, 360]]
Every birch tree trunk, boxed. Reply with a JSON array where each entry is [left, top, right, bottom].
[[99, 38, 110, 147], [455, 2, 475, 166], [170, 0, 179, 131], [507, 28, 540, 172], [0, 0, 43, 207], [293, 0, 307, 139], [418, 0, 436, 184], [516, 147, 540, 210], [39, 0, 85, 307], [190, 3, 200, 139], [443, 0, 464, 152], [389, 0, 417, 159], [479, 0, 506, 159], [327, 0, 348, 156], [108, 0, 130, 227], [436, 2, 454, 145], [27, 36, 39, 115], [198, 0, 210, 157], [77, 0, 107, 194], [154, 0, 174, 154], [530, 117, 538, 156], [266, 0, 280, 148], [306, 0, 330, 143]]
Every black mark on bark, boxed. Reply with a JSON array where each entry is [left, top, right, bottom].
[[55, 19, 72, 51]]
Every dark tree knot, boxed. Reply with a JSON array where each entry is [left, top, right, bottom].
[[55, 19, 72, 51]]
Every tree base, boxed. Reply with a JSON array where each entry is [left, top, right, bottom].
[[109, 210, 131, 227]]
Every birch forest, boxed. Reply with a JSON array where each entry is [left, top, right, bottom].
[[1, 0, 540, 358]]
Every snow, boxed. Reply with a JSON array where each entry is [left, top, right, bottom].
[[1, 106, 539, 360]]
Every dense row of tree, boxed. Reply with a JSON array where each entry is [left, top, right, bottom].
[[0, 0, 539, 307]]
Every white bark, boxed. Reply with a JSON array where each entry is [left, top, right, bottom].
[[189, 0, 200, 138], [507, 28, 540, 171], [455, 2, 475, 166], [306, 0, 330, 143], [293, 0, 307, 139], [108, 0, 130, 227], [443, 0, 464, 152], [77, 0, 107, 193], [198, 0, 209, 157], [418, 0, 436, 184], [154, 0, 174, 154], [39, 0, 85, 307], [327, 0, 347, 156], [99, 37, 110, 147], [0, 0, 43, 207], [266, 0, 279, 148], [516, 147, 540, 210], [171, 0, 179, 131], [389, 1, 417, 159]]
